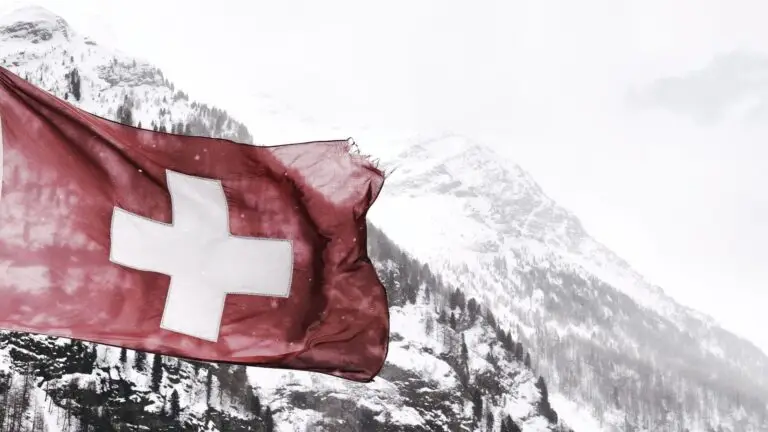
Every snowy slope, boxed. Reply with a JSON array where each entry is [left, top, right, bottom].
[[0, 6, 569, 432], [369, 135, 768, 431], [0, 6, 251, 143], [372, 134, 693, 322]]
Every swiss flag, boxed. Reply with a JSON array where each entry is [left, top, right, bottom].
[[0, 66, 389, 382]]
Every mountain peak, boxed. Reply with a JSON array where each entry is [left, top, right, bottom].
[[0, 5, 73, 43], [400, 133, 487, 159], [386, 134, 545, 199], [380, 134, 579, 248], [372, 135, 688, 317]]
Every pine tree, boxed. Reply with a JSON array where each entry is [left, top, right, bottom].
[[405, 278, 418, 304], [246, 384, 261, 417], [468, 298, 479, 323], [438, 309, 447, 324], [485, 349, 497, 367], [524, 352, 531, 368], [471, 387, 483, 421], [486, 308, 496, 328], [31, 405, 44, 432], [425, 314, 435, 336], [170, 389, 181, 419], [611, 385, 620, 407], [0, 373, 9, 430], [205, 368, 213, 406], [151, 354, 163, 392], [536, 376, 549, 399], [119, 347, 127, 364], [504, 331, 514, 352], [450, 288, 466, 310], [460, 335, 469, 366], [515, 342, 524, 361], [116, 95, 133, 126], [65, 68, 81, 101], [503, 416, 522, 432], [134, 350, 147, 371], [263, 406, 275, 432], [536, 376, 558, 424], [86, 345, 98, 371], [232, 365, 247, 385], [456, 289, 466, 311], [485, 410, 494, 432]]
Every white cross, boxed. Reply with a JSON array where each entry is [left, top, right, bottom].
[[109, 169, 293, 342]]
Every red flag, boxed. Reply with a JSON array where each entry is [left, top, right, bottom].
[[0, 66, 389, 382]]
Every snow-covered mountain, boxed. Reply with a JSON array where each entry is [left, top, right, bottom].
[[369, 135, 768, 430], [0, 6, 252, 143], [0, 6, 568, 432], [2, 5, 768, 432], [372, 134, 690, 318]]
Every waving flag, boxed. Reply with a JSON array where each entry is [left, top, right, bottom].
[[0, 66, 388, 382]]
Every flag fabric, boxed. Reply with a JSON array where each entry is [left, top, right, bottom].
[[0, 66, 389, 382]]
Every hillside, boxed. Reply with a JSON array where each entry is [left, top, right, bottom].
[[367, 134, 768, 431]]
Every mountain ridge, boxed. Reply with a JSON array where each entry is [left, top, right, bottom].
[[373, 129, 768, 357], [373, 133, 700, 314], [370, 118, 768, 429], [395, 134, 766, 358]]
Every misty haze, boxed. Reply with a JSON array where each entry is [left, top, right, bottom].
[[0, 0, 766, 431]]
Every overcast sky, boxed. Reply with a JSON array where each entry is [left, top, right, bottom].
[[2, 0, 767, 353]]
